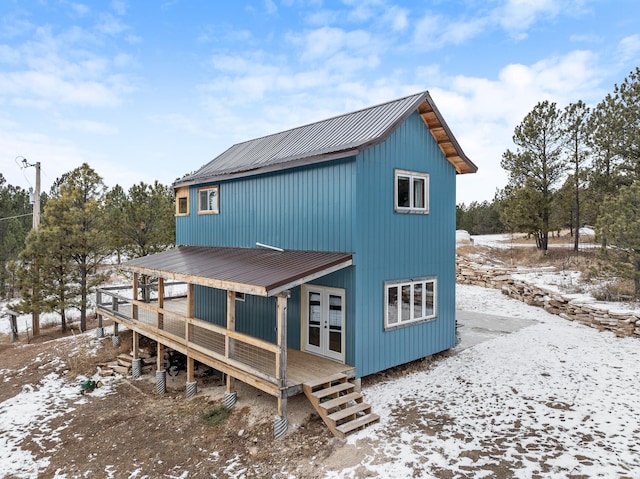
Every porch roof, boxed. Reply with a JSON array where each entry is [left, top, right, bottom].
[[120, 245, 353, 297]]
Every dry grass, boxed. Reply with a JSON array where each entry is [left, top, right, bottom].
[[65, 329, 131, 377]]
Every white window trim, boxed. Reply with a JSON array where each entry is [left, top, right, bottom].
[[197, 185, 219, 214], [394, 169, 429, 214], [235, 292, 245, 302], [384, 277, 437, 330]]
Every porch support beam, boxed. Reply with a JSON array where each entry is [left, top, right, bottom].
[[225, 290, 236, 395], [275, 291, 289, 438], [158, 277, 165, 329], [132, 273, 139, 321], [223, 290, 238, 409]]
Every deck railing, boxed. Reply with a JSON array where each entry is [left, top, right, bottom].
[[96, 286, 281, 391]]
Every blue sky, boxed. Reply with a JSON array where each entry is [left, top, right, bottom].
[[1, 0, 639, 204]]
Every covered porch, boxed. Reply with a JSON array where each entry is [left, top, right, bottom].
[[96, 245, 355, 437]]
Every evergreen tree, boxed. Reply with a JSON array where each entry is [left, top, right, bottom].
[[117, 181, 175, 301], [596, 181, 640, 297], [120, 181, 175, 258], [562, 100, 591, 251], [55, 164, 110, 331], [500, 101, 566, 252], [105, 185, 128, 264], [0, 175, 32, 297]]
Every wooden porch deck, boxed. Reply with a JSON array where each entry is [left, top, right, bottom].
[[97, 293, 355, 398]]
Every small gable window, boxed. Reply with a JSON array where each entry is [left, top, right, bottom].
[[385, 277, 437, 329], [175, 186, 189, 216], [198, 186, 219, 214], [395, 169, 429, 214]]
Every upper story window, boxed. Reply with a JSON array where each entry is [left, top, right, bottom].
[[175, 186, 189, 216], [385, 277, 437, 329], [395, 169, 429, 214], [198, 186, 219, 214]]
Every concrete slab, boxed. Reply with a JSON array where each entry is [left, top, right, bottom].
[[455, 310, 538, 351]]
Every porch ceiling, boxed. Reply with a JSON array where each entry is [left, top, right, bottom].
[[120, 246, 353, 297]]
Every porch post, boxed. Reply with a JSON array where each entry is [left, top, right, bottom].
[[96, 313, 104, 338], [112, 321, 121, 347], [185, 282, 197, 398], [186, 356, 197, 398], [224, 290, 237, 409], [132, 331, 142, 378], [96, 290, 104, 338], [156, 342, 166, 394], [158, 277, 165, 330], [275, 292, 289, 439], [132, 273, 139, 321]]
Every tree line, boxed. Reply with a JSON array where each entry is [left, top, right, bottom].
[[1, 163, 175, 332], [458, 67, 640, 295]]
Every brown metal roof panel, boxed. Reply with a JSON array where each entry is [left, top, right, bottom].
[[121, 246, 353, 296]]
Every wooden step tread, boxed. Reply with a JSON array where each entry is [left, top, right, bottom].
[[327, 402, 371, 422], [303, 373, 347, 390], [312, 382, 354, 399], [336, 413, 380, 435], [319, 392, 362, 411]]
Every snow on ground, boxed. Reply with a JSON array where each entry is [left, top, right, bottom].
[[327, 285, 640, 479], [2, 285, 639, 478], [0, 334, 117, 479]]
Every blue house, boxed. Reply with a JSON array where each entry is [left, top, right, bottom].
[[97, 91, 476, 438]]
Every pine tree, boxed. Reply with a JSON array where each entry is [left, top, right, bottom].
[[562, 100, 591, 251], [500, 101, 566, 252], [53, 164, 109, 332], [117, 181, 175, 301], [596, 181, 640, 297]]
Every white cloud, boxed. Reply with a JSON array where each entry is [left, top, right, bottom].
[[428, 49, 605, 203], [111, 0, 127, 16], [58, 119, 118, 135], [264, 0, 278, 15], [492, 0, 568, 39], [616, 34, 640, 64], [382, 6, 409, 32], [413, 13, 487, 50]]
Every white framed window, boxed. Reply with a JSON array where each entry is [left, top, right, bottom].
[[384, 277, 436, 329], [235, 292, 245, 302], [395, 169, 429, 213], [198, 185, 219, 214]]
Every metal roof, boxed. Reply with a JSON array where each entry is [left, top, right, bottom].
[[120, 246, 353, 297], [175, 91, 476, 187]]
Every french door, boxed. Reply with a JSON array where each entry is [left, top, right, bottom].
[[302, 285, 345, 362]]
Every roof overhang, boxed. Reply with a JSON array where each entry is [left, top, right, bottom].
[[418, 93, 478, 175], [120, 246, 353, 297]]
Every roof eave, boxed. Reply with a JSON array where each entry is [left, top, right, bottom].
[[419, 92, 478, 175], [173, 147, 361, 188]]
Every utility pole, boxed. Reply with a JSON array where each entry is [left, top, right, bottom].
[[19, 157, 41, 336], [33, 161, 41, 231]]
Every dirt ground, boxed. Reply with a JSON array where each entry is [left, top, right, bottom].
[[0, 322, 384, 479]]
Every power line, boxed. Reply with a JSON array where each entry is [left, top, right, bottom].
[[0, 213, 33, 222]]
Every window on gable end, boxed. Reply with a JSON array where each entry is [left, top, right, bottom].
[[395, 169, 429, 214]]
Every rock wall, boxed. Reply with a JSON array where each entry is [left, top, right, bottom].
[[457, 257, 640, 339]]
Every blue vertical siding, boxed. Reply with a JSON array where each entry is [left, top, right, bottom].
[[181, 157, 357, 351], [179, 110, 459, 378], [353, 111, 457, 377], [176, 158, 356, 252]]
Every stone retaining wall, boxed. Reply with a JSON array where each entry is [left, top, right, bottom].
[[457, 257, 640, 339]]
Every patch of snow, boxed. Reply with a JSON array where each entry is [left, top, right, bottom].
[[456, 230, 472, 243], [325, 284, 640, 478]]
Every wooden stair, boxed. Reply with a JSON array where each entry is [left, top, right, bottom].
[[303, 373, 379, 439]]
